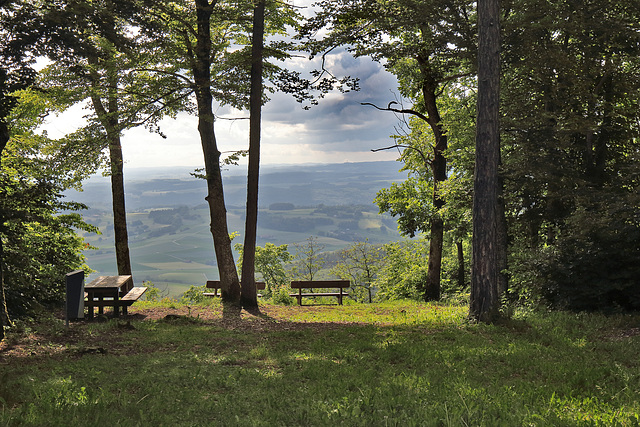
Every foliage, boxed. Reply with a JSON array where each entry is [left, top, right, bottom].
[[235, 242, 291, 297], [179, 285, 208, 304], [375, 176, 432, 238], [290, 236, 326, 281], [331, 240, 383, 303], [1, 92, 99, 317], [269, 286, 295, 306], [140, 281, 166, 302], [374, 240, 429, 301], [501, 0, 640, 311], [2, 303, 640, 425], [535, 190, 640, 312]]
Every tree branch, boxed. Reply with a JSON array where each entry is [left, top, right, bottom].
[[371, 144, 431, 166], [361, 101, 429, 123]]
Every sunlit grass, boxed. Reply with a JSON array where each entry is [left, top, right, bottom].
[[1, 301, 639, 426]]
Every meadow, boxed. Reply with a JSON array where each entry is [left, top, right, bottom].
[[1, 301, 639, 426]]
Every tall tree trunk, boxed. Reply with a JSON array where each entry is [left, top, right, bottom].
[[420, 76, 447, 301], [108, 135, 132, 275], [497, 174, 508, 296], [470, 0, 502, 323], [0, 123, 11, 341], [87, 55, 132, 277], [456, 240, 465, 289], [105, 62, 132, 276], [240, 0, 265, 309], [194, 0, 240, 303]]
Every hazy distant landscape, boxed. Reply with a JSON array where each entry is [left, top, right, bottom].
[[69, 161, 411, 295]]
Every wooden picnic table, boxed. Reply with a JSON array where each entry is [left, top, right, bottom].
[[84, 275, 134, 319]]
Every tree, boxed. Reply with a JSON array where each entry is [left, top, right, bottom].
[[375, 81, 476, 294], [240, 0, 266, 309], [332, 240, 383, 303], [500, 0, 640, 311], [469, 0, 501, 322], [135, 0, 314, 305], [2, 89, 99, 319], [38, 0, 192, 278], [304, 0, 476, 301], [0, 0, 39, 340], [291, 236, 326, 281], [235, 242, 291, 296]]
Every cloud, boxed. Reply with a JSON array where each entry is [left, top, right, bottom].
[[41, 5, 403, 169]]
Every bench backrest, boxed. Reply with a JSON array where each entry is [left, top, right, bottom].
[[206, 280, 266, 290], [290, 280, 350, 289]]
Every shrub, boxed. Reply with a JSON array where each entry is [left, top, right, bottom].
[[180, 285, 208, 304]]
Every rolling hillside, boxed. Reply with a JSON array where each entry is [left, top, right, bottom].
[[70, 161, 411, 295]]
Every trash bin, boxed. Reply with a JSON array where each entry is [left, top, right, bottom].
[[65, 270, 85, 321]]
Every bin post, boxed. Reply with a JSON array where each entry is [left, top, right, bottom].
[[65, 270, 85, 325]]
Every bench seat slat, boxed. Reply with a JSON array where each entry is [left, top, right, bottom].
[[291, 280, 349, 289], [289, 292, 344, 297], [290, 280, 350, 306], [121, 286, 147, 302]]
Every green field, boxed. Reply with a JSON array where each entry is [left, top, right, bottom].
[[80, 205, 407, 296]]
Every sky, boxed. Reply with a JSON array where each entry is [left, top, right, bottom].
[[41, 1, 404, 169]]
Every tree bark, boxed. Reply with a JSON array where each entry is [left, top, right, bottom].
[[456, 240, 465, 289], [194, 0, 240, 304], [87, 55, 132, 277], [108, 135, 132, 276], [470, 0, 502, 322], [0, 123, 11, 341], [419, 72, 447, 301], [240, 0, 265, 310]]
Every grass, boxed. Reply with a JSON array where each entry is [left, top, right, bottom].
[[1, 301, 639, 426]]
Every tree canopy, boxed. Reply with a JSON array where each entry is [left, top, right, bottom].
[[2, 0, 640, 330]]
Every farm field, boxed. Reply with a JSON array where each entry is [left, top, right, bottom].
[[80, 204, 407, 296], [68, 161, 412, 296]]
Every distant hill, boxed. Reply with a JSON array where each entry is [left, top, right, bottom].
[[71, 161, 412, 294], [65, 161, 407, 211]]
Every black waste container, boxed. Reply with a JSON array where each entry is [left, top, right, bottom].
[[65, 270, 85, 321]]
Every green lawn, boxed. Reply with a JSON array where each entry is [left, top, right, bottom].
[[2, 302, 639, 426]]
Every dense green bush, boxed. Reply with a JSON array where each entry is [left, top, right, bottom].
[[537, 202, 640, 312], [374, 241, 428, 301]]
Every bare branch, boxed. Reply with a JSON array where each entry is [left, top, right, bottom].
[[371, 143, 431, 166], [361, 101, 429, 123]]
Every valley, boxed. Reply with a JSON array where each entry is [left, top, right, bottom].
[[70, 161, 412, 296]]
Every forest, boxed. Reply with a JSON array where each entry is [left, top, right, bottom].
[[1, 0, 640, 343]]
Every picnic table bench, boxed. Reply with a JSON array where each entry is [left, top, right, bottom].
[[289, 280, 350, 305], [204, 280, 266, 297], [84, 275, 147, 318]]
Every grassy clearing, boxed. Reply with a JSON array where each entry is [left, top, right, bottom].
[[1, 302, 639, 426]]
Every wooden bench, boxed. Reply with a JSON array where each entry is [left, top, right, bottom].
[[289, 280, 350, 305], [204, 280, 266, 297], [84, 285, 147, 316], [120, 286, 148, 315]]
